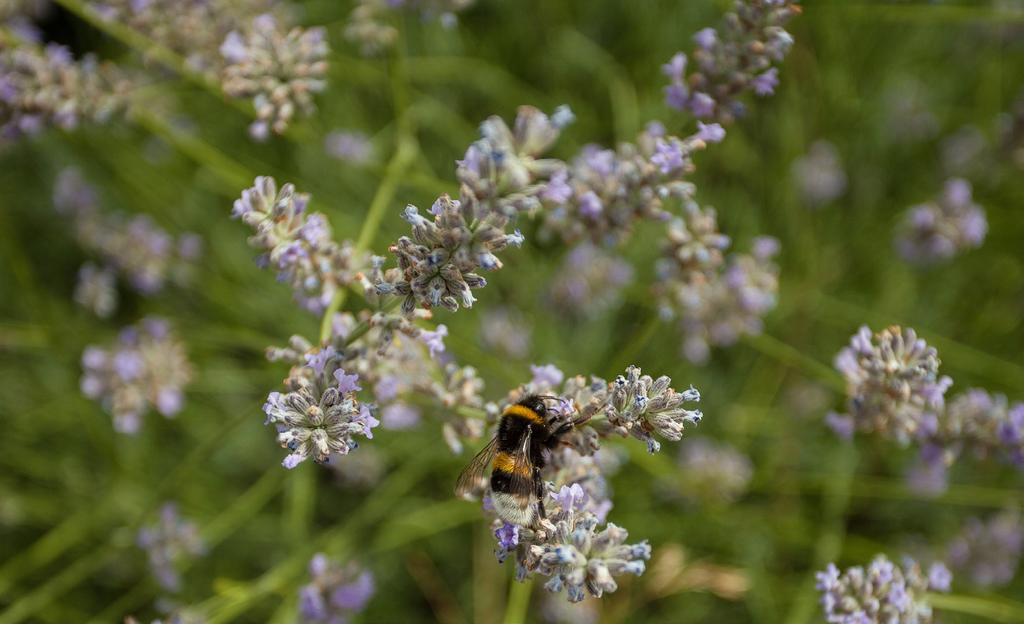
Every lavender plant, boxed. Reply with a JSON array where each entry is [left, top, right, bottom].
[[56, 168, 202, 307], [80, 317, 192, 434], [829, 326, 1024, 492], [0, 32, 129, 139], [674, 437, 753, 504], [828, 325, 951, 445], [548, 243, 634, 319], [815, 554, 951, 623], [655, 199, 780, 363], [791, 140, 847, 207], [895, 178, 987, 264], [298, 554, 375, 623], [946, 510, 1023, 588], [137, 503, 206, 592], [232, 176, 366, 313], [85, 0, 328, 137], [220, 14, 328, 140], [479, 365, 702, 602], [662, 0, 800, 124]]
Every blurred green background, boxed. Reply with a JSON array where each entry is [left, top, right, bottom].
[[2, 1, 1024, 622]]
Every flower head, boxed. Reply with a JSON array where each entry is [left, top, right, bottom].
[[299, 554, 375, 622], [896, 178, 987, 264], [136, 503, 206, 592], [221, 16, 328, 138], [80, 317, 192, 434], [831, 325, 950, 445], [816, 555, 950, 624]]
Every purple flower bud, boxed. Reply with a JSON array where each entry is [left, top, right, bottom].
[[419, 325, 448, 359], [334, 369, 362, 393], [695, 121, 726, 144]]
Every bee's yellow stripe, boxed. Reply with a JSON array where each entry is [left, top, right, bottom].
[[503, 404, 544, 425], [493, 451, 531, 477]]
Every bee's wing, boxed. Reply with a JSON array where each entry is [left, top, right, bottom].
[[507, 425, 536, 497], [455, 436, 499, 499]]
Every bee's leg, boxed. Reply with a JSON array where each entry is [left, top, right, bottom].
[[534, 468, 547, 520]]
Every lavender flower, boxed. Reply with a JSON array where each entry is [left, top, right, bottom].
[[137, 503, 205, 592], [947, 510, 1023, 588], [675, 437, 753, 504], [299, 554, 375, 623], [539, 123, 719, 246], [662, 0, 800, 124], [232, 177, 366, 313], [480, 306, 531, 359], [895, 178, 987, 264], [1, 36, 128, 140], [56, 168, 201, 299], [830, 325, 951, 446], [928, 389, 1024, 471], [496, 484, 651, 603], [603, 366, 702, 453], [73, 262, 118, 318], [815, 555, 950, 624], [548, 243, 633, 318], [80, 317, 192, 434], [655, 200, 779, 363], [791, 140, 847, 206], [262, 348, 378, 468], [221, 15, 328, 138], [324, 129, 373, 164]]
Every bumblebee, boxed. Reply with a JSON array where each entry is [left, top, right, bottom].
[[455, 395, 579, 527]]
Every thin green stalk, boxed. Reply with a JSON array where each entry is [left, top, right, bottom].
[[501, 577, 533, 624], [51, 0, 220, 94], [741, 332, 846, 393], [783, 445, 857, 624], [929, 593, 1024, 623]]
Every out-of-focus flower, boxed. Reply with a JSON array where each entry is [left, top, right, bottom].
[[895, 178, 987, 265], [55, 168, 201, 302], [883, 78, 939, 144], [299, 554, 375, 623], [548, 243, 633, 318], [232, 176, 367, 313], [675, 437, 753, 504], [655, 199, 778, 363], [539, 123, 720, 246], [329, 445, 386, 489], [74, 262, 118, 318], [946, 510, 1023, 588], [480, 306, 531, 359], [662, 0, 800, 124], [80, 317, 192, 434], [221, 14, 328, 139], [791, 140, 847, 207], [830, 325, 950, 446], [345, 0, 474, 55], [324, 129, 373, 164], [0, 36, 129, 140], [88, 0, 268, 73], [941, 126, 988, 175], [815, 555, 950, 623], [923, 389, 1024, 476], [137, 503, 206, 592]]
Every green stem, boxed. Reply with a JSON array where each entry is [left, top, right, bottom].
[[929, 593, 1024, 623], [741, 332, 846, 393], [52, 0, 221, 94], [782, 445, 857, 624], [501, 577, 533, 624]]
